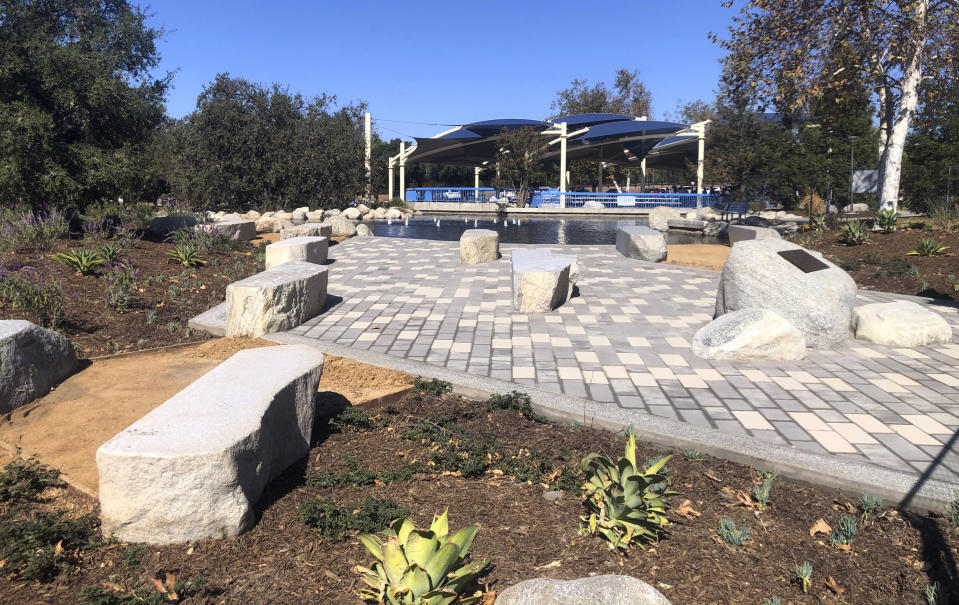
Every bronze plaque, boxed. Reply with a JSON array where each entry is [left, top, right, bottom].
[[777, 249, 830, 273]]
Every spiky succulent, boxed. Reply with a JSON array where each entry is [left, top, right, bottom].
[[580, 429, 673, 551], [353, 510, 490, 605]]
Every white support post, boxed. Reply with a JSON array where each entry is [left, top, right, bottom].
[[696, 122, 705, 195], [640, 158, 646, 193], [364, 112, 372, 199], [474, 166, 480, 199], [399, 141, 406, 203], [558, 122, 567, 208], [388, 160, 394, 201]]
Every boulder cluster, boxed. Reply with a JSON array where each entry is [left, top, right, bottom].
[[204, 204, 413, 236]]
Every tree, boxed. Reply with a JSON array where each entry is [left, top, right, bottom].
[[0, 0, 170, 210], [550, 69, 652, 118], [493, 127, 549, 207], [715, 0, 959, 211], [161, 74, 366, 210]]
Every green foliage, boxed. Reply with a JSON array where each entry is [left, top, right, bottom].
[[717, 518, 749, 545], [493, 127, 549, 207], [410, 377, 453, 396], [103, 260, 138, 312], [167, 244, 207, 267], [50, 248, 105, 275], [354, 510, 491, 605], [763, 598, 782, 605], [0, 0, 169, 210], [858, 494, 882, 522], [795, 561, 812, 594], [0, 459, 62, 502], [839, 220, 869, 245], [884, 258, 916, 278], [123, 544, 146, 569], [829, 513, 857, 547], [682, 449, 703, 461], [80, 576, 207, 604], [306, 458, 423, 489], [752, 478, 772, 511], [580, 430, 672, 551], [926, 581, 941, 605], [0, 207, 71, 252], [96, 244, 123, 264], [166, 322, 177, 334], [301, 496, 409, 539], [926, 199, 959, 231], [329, 406, 389, 431], [485, 391, 544, 422], [809, 214, 828, 231], [908, 238, 949, 256], [874, 208, 899, 233], [0, 267, 66, 328], [145, 309, 158, 325], [948, 490, 959, 526], [0, 508, 99, 582], [497, 449, 553, 483]]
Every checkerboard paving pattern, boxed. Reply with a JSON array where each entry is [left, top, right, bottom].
[[288, 238, 959, 485]]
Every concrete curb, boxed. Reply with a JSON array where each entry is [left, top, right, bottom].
[[269, 331, 957, 514]]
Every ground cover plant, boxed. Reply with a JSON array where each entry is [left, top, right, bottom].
[[1, 389, 957, 604], [0, 205, 267, 356]]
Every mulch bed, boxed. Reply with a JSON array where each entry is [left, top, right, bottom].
[[0, 238, 265, 357], [2, 392, 956, 604], [796, 227, 959, 301]]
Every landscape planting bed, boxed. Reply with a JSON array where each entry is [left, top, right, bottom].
[[1, 390, 956, 604]]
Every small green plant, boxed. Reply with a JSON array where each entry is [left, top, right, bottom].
[[145, 309, 158, 325], [354, 510, 491, 605], [884, 258, 915, 278], [166, 322, 178, 334], [0, 459, 63, 502], [301, 496, 408, 539], [0, 268, 66, 329], [96, 243, 123, 264], [682, 449, 703, 461], [410, 376, 453, 396], [123, 544, 146, 569], [0, 508, 99, 581], [925, 581, 940, 605], [947, 490, 959, 526], [580, 429, 673, 551], [103, 260, 138, 312], [50, 248, 104, 275], [752, 478, 772, 511], [908, 238, 949, 256], [809, 214, 827, 231], [829, 513, 857, 547], [874, 208, 899, 233], [717, 518, 749, 545], [858, 494, 882, 523], [329, 406, 388, 431], [758, 469, 779, 481], [763, 597, 782, 605], [167, 243, 207, 267], [795, 561, 813, 594], [839, 220, 868, 245], [485, 391, 544, 422]]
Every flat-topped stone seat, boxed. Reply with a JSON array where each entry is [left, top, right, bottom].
[[852, 300, 952, 347], [226, 262, 328, 337], [727, 224, 781, 245], [460, 229, 500, 264], [97, 345, 325, 544], [616, 226, 667, 262], [281, 223, 332, 240], [198, 219, 256, 241], [264, 236, 328, 269], [511, 248, 577, 313]]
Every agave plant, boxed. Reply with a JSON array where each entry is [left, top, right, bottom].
[[908, 238, 949, 257], [167, 243, 207, 267], [874, 208, 899, 233], [50, 248, 104, 275], [839, 220, 868, 245], [809, 214, 828, 232], [354, 510, 491, 605], [580, 429, 673, 551]]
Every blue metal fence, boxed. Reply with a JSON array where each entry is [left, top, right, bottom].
[[405, 187, 724, 209]]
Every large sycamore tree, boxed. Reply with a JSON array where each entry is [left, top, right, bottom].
[[716, 0, 958, 211], [0, 0, 170, 210]]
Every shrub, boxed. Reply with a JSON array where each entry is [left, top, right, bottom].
[[839, 220, 868, 245], [485, 391, 544, 422], [354, 510, 491, 605], [103, 260, 139, 312], [874, 208, 899, 233], [300, 496, 408, 539], [580, 429, 672, 551], [410, 376, 453, 396], [809, 214, 827, 231], [948, 490, 959, 526], [6, 206, 71, 251], [717, 518, 749, 545], [927, 199, 959, 230], [0, 267, 66, 328], [50, 248, 105, 276], [0, 459, 62, 502], [908, 238, 949, 256], [329, 406, 388, 431], [167, 243, 207, 267], [0, 508, 99, 582], [884, 258, 915, 278]]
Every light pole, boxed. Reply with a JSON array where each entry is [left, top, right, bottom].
[[848, 135, 858, 215]]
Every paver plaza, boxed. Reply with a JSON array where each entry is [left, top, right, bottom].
[[286, 237, 959, 486]]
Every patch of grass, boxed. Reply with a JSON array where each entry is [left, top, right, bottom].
[[884, 258, 915, 278], [485, 391, 545, 422], [409, 377, 453, 396], [300, 496, 408, 539], [329, 406, 388, 431], [0, 508, 99, 582], [123, 544, 146, 569], [0, 459, 63, 502]]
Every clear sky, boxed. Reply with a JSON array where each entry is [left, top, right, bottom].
[[147, 0, 733, 141]]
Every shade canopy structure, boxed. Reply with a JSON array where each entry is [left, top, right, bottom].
[[388, 114, 709, 201]]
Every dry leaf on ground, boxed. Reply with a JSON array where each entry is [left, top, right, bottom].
[[809, 518, 832, 536]]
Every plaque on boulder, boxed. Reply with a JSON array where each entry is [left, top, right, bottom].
[[777, 249, 829, 273]]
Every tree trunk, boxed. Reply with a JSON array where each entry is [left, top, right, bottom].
[[878, 0, 927, 212]]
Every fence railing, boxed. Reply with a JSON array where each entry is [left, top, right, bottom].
[[405, 187, 724, 209]]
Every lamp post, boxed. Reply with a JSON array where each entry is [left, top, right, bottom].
[[847, 135, 858, 215]]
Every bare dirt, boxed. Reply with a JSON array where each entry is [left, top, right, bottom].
[[0, 340, 411, 497], [665, 244, 729, 271]]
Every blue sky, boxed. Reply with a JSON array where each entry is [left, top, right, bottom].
[[147, 0, 733, 140]]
